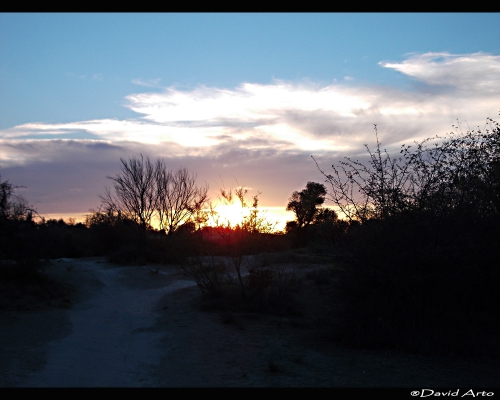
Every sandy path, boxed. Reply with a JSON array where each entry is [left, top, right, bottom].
[[16, 259, 196, 387], [2, 256, 499, 387]]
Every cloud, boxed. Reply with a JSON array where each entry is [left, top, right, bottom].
[[131, 78, 162, 87], [1, 52, 500, 216], [380, 52, 500, 93], [68, 73, 104, 81]]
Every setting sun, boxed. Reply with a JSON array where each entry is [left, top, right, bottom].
[[209, 201, 249, 228], [205, 201, 292, 233]]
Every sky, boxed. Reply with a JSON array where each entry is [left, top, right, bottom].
[[1, 13, 500, 230]]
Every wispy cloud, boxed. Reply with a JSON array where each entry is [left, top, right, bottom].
[[380, 52, 500, 93], [131, 78, 162, 87], [66, 73, 104, 81]]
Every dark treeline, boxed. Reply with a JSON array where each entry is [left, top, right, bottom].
[[1, 115, 499, 358]]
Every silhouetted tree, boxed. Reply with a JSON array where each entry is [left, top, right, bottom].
[[154, 163, 208, 235], [313, 207, 338, 224], [0, 173, 32, 221], [0, 173, 38, 262], [100, 155, 208, 236], [101, 155, 157, 233], [0, 175, 13, 220], [286, 182, 327, 228]]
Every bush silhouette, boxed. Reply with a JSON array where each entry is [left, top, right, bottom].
[[316, 117, 500, 357]]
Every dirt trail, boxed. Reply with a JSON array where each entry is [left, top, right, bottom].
[[1, 257, 499, 387], [1, 258, 196, 387]]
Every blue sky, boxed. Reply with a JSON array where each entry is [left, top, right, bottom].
[[1, 13, 500, 228]]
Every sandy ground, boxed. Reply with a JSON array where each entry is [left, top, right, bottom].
[[0, 256, 499, 387]]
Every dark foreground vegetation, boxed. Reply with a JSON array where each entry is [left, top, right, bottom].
[[316, 118, 500, 357], [1, 115, 499, 359]]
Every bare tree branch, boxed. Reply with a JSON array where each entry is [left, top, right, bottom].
[[155, 163, 208, 235], [101, 154, 157, 232], [101, 155, 208, 235]]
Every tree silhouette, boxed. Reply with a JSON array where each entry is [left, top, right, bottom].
[[286, 182, 327, 228], [0, 173, 32, 222], [101, 155, 157, 232], [100, 155, 208, 235], [154, 162, 208, 235]]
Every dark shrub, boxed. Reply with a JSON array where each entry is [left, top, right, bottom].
[[317, 118, 500, 357]]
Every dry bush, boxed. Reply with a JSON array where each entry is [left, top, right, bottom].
[[0, 259, 72, 310], [315, 117, 500, 357], [179, 256, 231, 297], [193, 253, 302, 317]]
